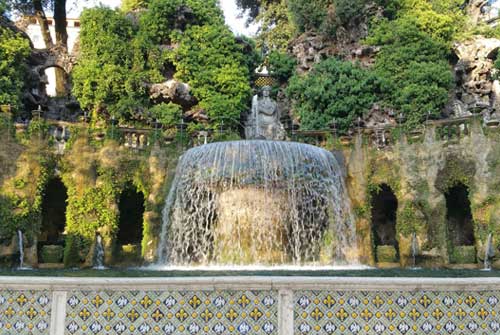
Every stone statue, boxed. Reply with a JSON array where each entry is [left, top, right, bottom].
[[245, 86, 286, 140]]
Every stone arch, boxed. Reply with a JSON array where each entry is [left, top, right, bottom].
[[371, 184, 399, 262], [487, 46, 500, 60], [116, 182, 145, 260], [39, 64, 69, 97]]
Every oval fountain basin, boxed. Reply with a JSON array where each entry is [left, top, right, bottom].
[[158, 140, 358, 266]]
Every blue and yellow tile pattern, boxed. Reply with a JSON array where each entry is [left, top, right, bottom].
[[295, 290, 500, 334], [0, 290, 51, 334], [65, 290, 278, 334]]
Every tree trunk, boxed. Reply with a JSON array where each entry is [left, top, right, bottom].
[[53, 0, 68, 95], [467, 0, 489, 24], [54, 0, 68, 48], [33, 0, 53, 48]]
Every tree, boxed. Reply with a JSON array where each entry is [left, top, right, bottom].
[[394, 0, 466, 42], [235, 0, 261, 21], [1, 0, 7, 14], [268, 50, 297, 84]]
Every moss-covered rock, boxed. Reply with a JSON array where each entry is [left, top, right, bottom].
[[119, 244, 141, 260], [40, 245, 63, 263], [376, 245, 398, 263], [450, 246, 476, 264]]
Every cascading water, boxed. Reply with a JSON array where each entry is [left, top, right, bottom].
[[484, 233, 495, 270], [158, 140, 358, 267], [410, 232, 419, 268], [93, 234, 106, 270], [17, 230, 24, 269]]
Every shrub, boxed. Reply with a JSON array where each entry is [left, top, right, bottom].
[[171, 24, 252, 129], [287, 58, 381, 132], [148, 102, 182, 128], [288, 0, 367, 34]]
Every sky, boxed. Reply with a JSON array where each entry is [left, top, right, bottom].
[[68, 0, 257, 36]]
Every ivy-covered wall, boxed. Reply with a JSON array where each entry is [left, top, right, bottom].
[[0, 115, 178, 268], [2, 113, 500, 269], [344, 118, 500, 268]]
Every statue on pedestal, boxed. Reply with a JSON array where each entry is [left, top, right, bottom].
[[245, 86, 285, 140]]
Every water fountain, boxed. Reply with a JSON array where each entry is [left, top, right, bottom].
[[410, 232, 419, 268], [17, 230, 25, 269], [156, 84, 359, 268], [484, 233, 495, 270], [157, 140, 358, 267], [92, 233, 106, 270]]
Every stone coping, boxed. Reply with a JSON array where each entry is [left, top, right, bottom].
[[1, 276, 500, 291]]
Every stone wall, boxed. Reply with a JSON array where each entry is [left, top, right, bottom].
[[0, 118, 179, 268], [344, 117, 500, 268], [3, 114, 500, 268], [1, 276, 500, 334]]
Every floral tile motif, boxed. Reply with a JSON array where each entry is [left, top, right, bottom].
[[0, 290, 51, 334], [65, 290, 278, 334], [295, 290, 500, 334]]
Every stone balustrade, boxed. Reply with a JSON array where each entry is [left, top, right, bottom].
[[120, 128, 150, 149], [5, 114, 495, 153], [430, 116, 476, 141]]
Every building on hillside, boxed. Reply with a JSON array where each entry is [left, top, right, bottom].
[[484, 0, 500, 24]]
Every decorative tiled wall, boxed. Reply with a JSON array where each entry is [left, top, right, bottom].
[[295, 290, 500, 334], [2, 278, 500, 335], [0, 290, 51, 334], [65, 290, 278, 335]]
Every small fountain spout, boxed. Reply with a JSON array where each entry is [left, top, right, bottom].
[[17, 230, 24, 269], [484, 233, 495, 271], [410, 232, 419, 269], [93, 233, 106, 270]]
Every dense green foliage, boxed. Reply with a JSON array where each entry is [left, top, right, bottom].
[[255, 0, 295, 51], [121, 0, 147, 12], [272, 0, 459, 130], [139, 0, 223, 44], [287, 58, 381, 132], [367, 17, 454, 126], [72, 8, 146, 120], [149, 102, 181, 127], [72, 0, 254, 132], [171, 24, 251, 128], [0, 27, 31, 111], [0, 0, 7, 14], [288, 0, 390, 35], [395, 0, 465, 42], [288, 0, 332, 34], [268, 50, 297, 84]]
